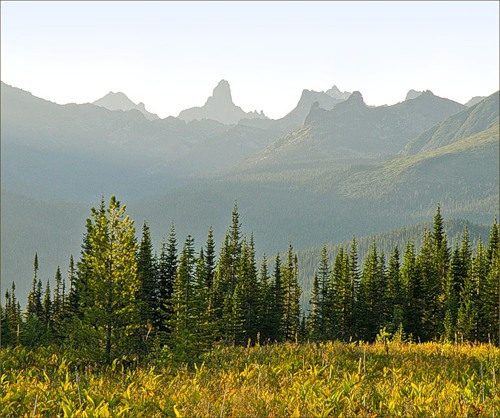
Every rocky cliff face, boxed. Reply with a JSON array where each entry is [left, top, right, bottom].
[[178, 80, 267, 125]]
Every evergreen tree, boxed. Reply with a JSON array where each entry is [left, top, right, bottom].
[[157, 224, 177, 336], [258, 256, 274, 342], [444, 246, 464, 341], [42, 280, 52, 331], [170, 235, 198, 358], [308, 274, 321, 341], [26, 254, 41, 318], [358, 242, 386, 340], [316, 246, 330, 340], [401, 241, 423, 341], [270, 254, 284, 342], [205, 227, 216, 289], [237, 236, 260, 344], [76, 196, 139, 363], [418, 229, 440, 340], [281, 245, 301, 342], [484, 222, 499, 344], [67, 255, 79, 317], [137, 222, 158, 336], [385, 247, 403, 333]]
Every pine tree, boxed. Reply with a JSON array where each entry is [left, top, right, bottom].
[[401, 241, 423, 341], [157, 224, 177, 337], [281, 245, 301, 342], [444, 246, 464, 341], [270, 254, 284, 342], [26, 253, 41, 318], [257, 256, 274, 342], [317, 246, 330, 340], [191, 254, 215, 354], [205, 227, 216, 289], [358, 242, 385, 340], [51, 266, 66, 340], [42, 280, 52, 332], [431, 205, 449, 329], [483, 220, 499, 344], [237, 236, 260, 344], [385, 247, 403, 333], [137, 222, 158, 336], [457, 241, 483, 341], [325, 247, 345, 340], [486, 218, 499, 265], [308, 274, 321, 341], [337, 249, 354, 341], [170, 235, 198, 358], [418, 229, 440, 340], [76, 196, 139, 363], [67, 255, 79, 317]]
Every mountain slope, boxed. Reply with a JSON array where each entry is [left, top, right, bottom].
[[178, 80, 267, 125], [403, 91, 499, 154], [0, 82, 280, 200], [465, 96, 486, 107], [93, 91, 159, 120], [242, 90, 466, 169], [337, 124, 499, 209]]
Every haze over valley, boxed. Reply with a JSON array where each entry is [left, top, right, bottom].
[[2, 78, 498, 301]]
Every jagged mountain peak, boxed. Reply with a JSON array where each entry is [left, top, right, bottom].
[[93, 91, 159, 120], [345, 90, 365, 105], [209, 79, 233, 105], [178, 80, 267, 125], [406, 89, 423, 100], [326, 85, 351, 100]]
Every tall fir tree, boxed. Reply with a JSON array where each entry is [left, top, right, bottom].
[[137, 222, 158, 336], [281, 245, 301, 342], [157, 224, 177, 337], [401, 241, 423, 341]]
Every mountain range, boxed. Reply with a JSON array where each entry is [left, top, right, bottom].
[[1, 79, 498, 302], [93, 91, 160, 120], [178, 79, 267, 125]]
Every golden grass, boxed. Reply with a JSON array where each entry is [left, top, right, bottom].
[[0, 341, 498, 417]]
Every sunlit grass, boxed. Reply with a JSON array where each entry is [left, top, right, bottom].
[[0, 341, 498, 417]]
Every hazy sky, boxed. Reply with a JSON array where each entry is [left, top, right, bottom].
[[2, 1, 499, 118]]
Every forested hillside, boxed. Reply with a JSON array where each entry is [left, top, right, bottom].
[[2, 199, 498, 365], [1, 82, 498, 306]]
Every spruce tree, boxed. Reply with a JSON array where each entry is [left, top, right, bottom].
[[258, 256, 274, 342], [418, 229, 440, 340], [444, 246, 463, 341], [401, 241, 423, 341], [317, 246, 330, 340], [26, 253, 40, 318], [137, 222, 158, 336], [385, 247, 403, 333], [157, 224, 177, 337], [308, 274, 321, 341], [271, 254, 284, 342], [42, 280, 52, 332], [205, 227, 216, 289], [170, 235, 198, 358], [281, 245, 301, 342]]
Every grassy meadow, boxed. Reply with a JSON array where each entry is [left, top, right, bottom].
[[0, 340, 498, 417]]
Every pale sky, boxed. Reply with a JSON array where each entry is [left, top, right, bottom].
[[1, 1, 499, 119]]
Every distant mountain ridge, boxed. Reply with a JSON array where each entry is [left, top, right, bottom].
[[403, 91, 499, 155], [178, 80, 267, 125], [243, 90, 466, 169], [93, 91, 159, 120], [465, 96, 486, 107]]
